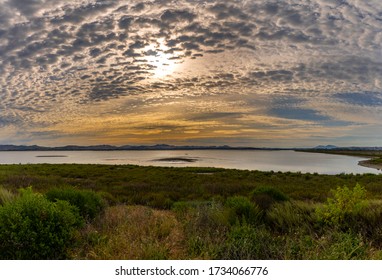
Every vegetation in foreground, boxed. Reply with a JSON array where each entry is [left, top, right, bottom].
[[1, 164, 382, 260]]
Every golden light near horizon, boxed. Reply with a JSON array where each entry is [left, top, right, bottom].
[[1, 0, 382, 147], [144, 38, 179, 78]]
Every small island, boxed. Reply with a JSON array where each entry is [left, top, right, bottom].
[[153, 157, 198, 162], [36, 155, 68, 158]]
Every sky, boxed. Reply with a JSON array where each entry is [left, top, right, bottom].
[[0, 0, 382, 148]]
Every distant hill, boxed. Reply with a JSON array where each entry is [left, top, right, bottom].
[[314, 145, 338, 150], [0, 145, 50, 151], [1, 144, 381, 152]]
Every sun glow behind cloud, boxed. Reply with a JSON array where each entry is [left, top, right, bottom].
[[0, 0, 382, 147], [143, 38, 180, 78]]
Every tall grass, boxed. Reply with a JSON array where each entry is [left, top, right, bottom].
[[0, 165, 382, 259], [217, 223, 284, 259], [72, 205, 186, 259], [173, 201, 230, 259], [225, 196, 263, 225], [1, 164, 382, 204], [0, 186, 15, 205], [266, 201, 316, 234]]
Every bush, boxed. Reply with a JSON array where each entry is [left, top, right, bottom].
[[225, 196, 263, 225], [251, 186, 289, 210], [0, 187, 83, 259], [316, 183, 367, 226], [45, 187, 105, 220]]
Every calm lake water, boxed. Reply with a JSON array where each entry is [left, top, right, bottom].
[[0, 150, 380, 175]]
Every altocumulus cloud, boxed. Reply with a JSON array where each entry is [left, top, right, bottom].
[[0, 0, 382, 146]]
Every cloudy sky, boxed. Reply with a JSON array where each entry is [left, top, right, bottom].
[[0, 0, 381, 147]]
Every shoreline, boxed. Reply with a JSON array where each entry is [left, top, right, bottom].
[[358, 159, 382, 171]]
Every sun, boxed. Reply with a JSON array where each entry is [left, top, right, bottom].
[[144, 39, 179, 78]]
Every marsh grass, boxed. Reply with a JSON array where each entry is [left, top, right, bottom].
[[225, 196, 263, 225], [172, 201, 230, 259], [1, 164, 382, 259], [307, 231, 369, 260], [217, 223, 284, 259], [72, 205, 186, 259], [0, 186, 15, 205], [2, 164, 382, 204], [266, 201, 316, 234]]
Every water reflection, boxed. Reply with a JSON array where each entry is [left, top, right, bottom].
[[0, 150, 380, 175]]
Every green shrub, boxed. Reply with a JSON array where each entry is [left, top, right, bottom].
[[0, 187, 83, 259], [251, 186, 289, 210], [45, 187, 105, 220], [316, 183, 367, 226], [225, 196, 263, 225], [146, 193, 174, 209]]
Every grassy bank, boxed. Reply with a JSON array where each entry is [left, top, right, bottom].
[[298, 149, 382, 171], [1, 164, 382, 259], [297, 149, 382, 157]]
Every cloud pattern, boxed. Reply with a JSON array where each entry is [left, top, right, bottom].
[[0, 0, 382, 146]]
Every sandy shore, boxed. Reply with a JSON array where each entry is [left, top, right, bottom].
[[358, 160, 382, 171]]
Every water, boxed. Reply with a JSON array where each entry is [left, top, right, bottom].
[[0, 150, 380, 175]]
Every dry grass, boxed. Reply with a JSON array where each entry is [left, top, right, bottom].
[[0, 186, 16, 205], [71, 205, 186, 259]]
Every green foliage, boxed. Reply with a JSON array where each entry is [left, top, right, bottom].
[[1, 165, 382, 259], [316, 183, 367, 226], [337, 202, 382, 244], [314, 231, 369, 260], [1, 164, 382, 204], [217, 223, 282, 259], [144, 193, 174, 209], [266, 201, 315, 233], [0, 187, 83, 259], [173, 201, 230, 259], [225, 196, 263, 225], [251, 186, 289, 210], [369, 157, 382, 164], [173, 201, 229, 226], [45, 186, 105, 220], [279, 230, 369, 260]]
